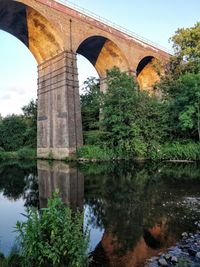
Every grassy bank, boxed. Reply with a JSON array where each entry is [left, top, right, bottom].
[[0, 148, 36, 160], [76, 143, 200, 162], [0, 143, 200, 162], [150, 142, 200, 161]]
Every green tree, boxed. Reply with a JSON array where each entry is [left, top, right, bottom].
[[160, 73, 200, 141], [80, 77, 105, 145], [80, 77, 101, 132], [166, 21, 200, 79], [157, 21, 200, 142], [0, 115, 27, 151], [22, 99, 37, 148], [101, 67, 167, 158]]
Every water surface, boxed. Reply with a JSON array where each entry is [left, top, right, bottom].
[[0, 160, 200, 266]]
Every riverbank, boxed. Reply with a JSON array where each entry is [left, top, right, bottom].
[[0, 148, 36, 160], [145, 196, 200, 267], [0, 142, 200, 162], [76, 144, 200, 162], [146, 225, 200, 267]]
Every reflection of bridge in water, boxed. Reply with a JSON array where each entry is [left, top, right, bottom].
[[37, 161, 196, 267], [37, 160, 84, 210], [0, 160, 199, 265]]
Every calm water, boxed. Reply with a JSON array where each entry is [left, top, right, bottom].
[[0, 160, 200, 266]]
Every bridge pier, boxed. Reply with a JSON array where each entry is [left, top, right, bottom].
[[37, 51, 83, 160], [38, 160, 84, 210]]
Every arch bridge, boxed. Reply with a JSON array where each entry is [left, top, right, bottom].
[[0, 0, 170, 159]]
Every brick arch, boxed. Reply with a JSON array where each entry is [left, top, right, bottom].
[[0, 0, 64, 63], [136, 56, 161, 92], [76, 35, 129, 78]]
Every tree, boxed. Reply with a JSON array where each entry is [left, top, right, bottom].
[[22, 99, 37, 148], [166, 21, 200, 79], [80, 77, 101, 132], [0, 115, 27, 151], [157, 21, 200, 142], [161, 73, 200, 141], [101, 67, 167, 157]]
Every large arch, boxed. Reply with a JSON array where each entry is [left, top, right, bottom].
[[76, 35, 129, 78], [0, 0, 64, 63], [136, 56, 161, 93]]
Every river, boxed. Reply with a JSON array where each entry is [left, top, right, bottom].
[[0, 160, 200, 266]]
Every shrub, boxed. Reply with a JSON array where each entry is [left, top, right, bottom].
[[77, 145, 115, 161], [0, 252, 22, 267], [17, 148, 36, 160], [83, 130, 106, 145], [150, 142, 200, 161], [16, 191, 89, 267]]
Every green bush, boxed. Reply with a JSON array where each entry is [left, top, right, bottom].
[[17, 147, 36, 160], [0, 252, 22, 267], [0, 151, 18, 160], [16, 191, 89, 267], [83, 130, 106, 145], [0, 115, 27, 151], [77, 145, 115, 161], [150, 142, 200, 160]]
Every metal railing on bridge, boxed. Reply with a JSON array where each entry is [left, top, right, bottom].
[[55, 0, 172, 54]]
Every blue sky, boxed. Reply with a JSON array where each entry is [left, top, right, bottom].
[[0, 0, 200, 116]]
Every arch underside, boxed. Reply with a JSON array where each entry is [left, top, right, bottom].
[[77, 36, 129, 78], [136, 56, 160, 92], [0, 0, 63, 63]]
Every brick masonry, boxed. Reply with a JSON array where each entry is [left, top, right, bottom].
[[37, 51, 83, 159], [0, 0, 171, 159]]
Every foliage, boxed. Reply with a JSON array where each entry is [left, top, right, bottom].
[[0, 148, 36, 160], [158, 70, 200, 143], [16, 191, 89, 267], [83, 130, 106, 146], [0, 99, 37, 152], [161, 73, 200, 141], [150, 142, 200, 161], [169, 21, 200, 77], [0, 252, 22, 267], [77, 145, 115, 161], [22, 99, 37, 148], [0, 115, 27, 151], [101, 67, 167, 158], [0, 151, 18, 160], [17, 148, 36, 160], [80, 77, 102, 133]]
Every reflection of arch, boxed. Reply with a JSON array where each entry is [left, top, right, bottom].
[[143, 229, 163, 249], [136, 56, 160, 92], [0, 0, 64, 63], [76, 35, 129, 77]]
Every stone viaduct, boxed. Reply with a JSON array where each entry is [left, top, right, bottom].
[[0, 0, 170, 159]]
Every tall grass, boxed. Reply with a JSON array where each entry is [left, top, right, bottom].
[[150, 142, 200, 161]]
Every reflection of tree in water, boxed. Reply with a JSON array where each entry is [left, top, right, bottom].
[[1, 159, 200, 266], [82, 162, 200, 259], [0, 160, 38, 206], [84, 162, 149, 254], [24, 173, 39, 208]]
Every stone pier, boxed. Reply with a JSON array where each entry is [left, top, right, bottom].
[[37, 51, 83, 160]]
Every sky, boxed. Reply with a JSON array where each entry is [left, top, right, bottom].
[[0, 0, 200, 116]]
